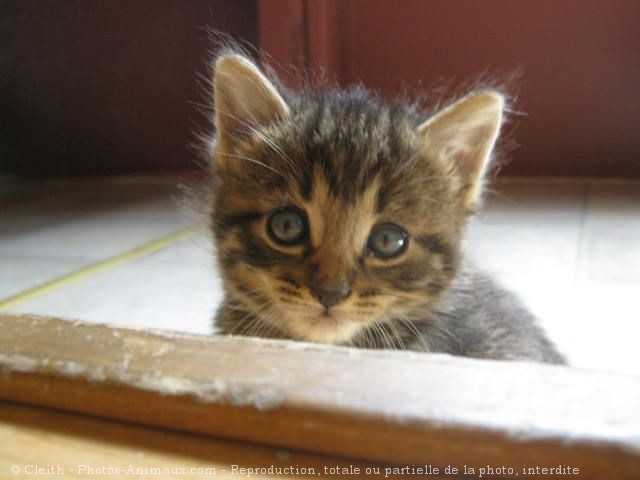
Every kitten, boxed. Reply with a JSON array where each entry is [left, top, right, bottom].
[[207, 53, 565, 364]]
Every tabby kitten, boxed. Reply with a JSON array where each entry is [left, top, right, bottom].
[[209, 53, 565, 364]]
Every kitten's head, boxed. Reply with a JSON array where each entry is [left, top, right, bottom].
[[210, 54, 504, 345]]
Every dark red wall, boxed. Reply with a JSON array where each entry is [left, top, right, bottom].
[[4, 1, 638, 177], [0, 1, 257, 176], [262, 0, 640, 177]]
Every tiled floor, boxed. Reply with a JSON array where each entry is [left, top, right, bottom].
[[1, 175, 639, 374]]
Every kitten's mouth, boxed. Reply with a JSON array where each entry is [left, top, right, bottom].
[[320, 308, 333, 318], [279, 303, 363, 343], [285, 304, 343, 323], [314, 311, 340, 326], [309, 307, 359, 328]]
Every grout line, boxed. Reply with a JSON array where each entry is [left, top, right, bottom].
[[572, 183, 592, 284], [0, 225, 202, 310]]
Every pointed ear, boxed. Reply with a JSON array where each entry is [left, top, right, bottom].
[[213, 55, 289, 158], [418, 92, 504, 209]]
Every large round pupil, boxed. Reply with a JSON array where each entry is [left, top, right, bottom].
[[270, 209, 304, 243]]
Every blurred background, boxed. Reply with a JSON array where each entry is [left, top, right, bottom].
[[1, 1, 639, 373], [2, 0, 639, 177]]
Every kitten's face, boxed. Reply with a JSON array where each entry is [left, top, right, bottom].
[[211, 55, 503, 345]]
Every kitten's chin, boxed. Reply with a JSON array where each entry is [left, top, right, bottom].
[[280, 306, 362, 344]]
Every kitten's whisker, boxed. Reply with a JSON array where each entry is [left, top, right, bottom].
[[372, 322, 394, 351], [386, 318, 407, 351], [358, 324, 372, 349], [228, 305, 267, 336], [260, 309, 283, 338], [395, 315, 429, 351], [220, 152, 285, 177], [364, 327, 375, 350], [246, 314, 268, 337], [383, 323, 399, 351], [243, 293, 290, 339], [384, 292, 427, 302], [228, 313, 256, 336], [377, 315, 406, 351], [226, 294, 274, 337], [238, 307, 271, 337], [368, 323, 383, 349], [235, 313, 258, 336]]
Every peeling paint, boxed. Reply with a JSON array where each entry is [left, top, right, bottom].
[[121, 352, 133, 369], [0, 352, 284, 411], [0, 354, 40, 373], [55, 360, 87, 376], [150, 343, 173, 357], [252, 387, 285, 410]]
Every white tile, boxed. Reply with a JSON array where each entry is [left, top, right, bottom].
[[0, 257, 82, 299], [466, 224, 582, 285], [533, 281, 640, 375], [467, 179, 585, 286], [579, 182, 640, 284], [1, 181, 193, 261], [7, 237, 221, 336], [477, 180, 586, 225]]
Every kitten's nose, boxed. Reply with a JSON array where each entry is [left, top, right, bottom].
[[310, 282, 352, 309]]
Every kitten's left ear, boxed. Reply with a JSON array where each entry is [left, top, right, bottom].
[[418, 92, 504, 209], [214, 54, 290, 160]]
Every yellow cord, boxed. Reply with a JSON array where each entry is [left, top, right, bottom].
[[0, 225, 201, 310]]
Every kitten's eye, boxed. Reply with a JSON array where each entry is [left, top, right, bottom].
[[268, 208, 307, 245], [367, 223, 408, 258]]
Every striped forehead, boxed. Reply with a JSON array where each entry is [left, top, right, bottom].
[[304, 167, 380, 250]]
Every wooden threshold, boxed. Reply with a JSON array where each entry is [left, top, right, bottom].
[[1, 313, 639, 479], [1, 402, 393, 479]]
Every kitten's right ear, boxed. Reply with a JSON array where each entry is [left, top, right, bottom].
[[213, 55, 289, 158], [417, 91, 504, 209]]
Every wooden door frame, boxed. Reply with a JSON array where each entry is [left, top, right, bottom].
[[258, 0, 353, 84]]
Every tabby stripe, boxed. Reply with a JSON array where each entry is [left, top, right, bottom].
[[415, 234, 450, 256], [222, 211, 263, 228]]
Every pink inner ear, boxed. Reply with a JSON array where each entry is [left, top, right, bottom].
[[431, 122, 494, 185], [214, 55, 289, 153], [454, 123, 497, 181], [418, 93, 503, 189], [420, 102, 503, 208]]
